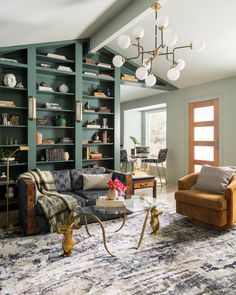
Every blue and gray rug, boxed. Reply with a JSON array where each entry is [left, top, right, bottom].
[[1, 199, 236, 295]]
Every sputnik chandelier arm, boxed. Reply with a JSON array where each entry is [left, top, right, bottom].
[[112, 0, 205, 87]]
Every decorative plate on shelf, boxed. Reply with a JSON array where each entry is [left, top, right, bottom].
[[3, 73, 17, 88]]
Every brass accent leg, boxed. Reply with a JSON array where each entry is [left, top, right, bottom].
[[80, 213, 115, 257], [84, 215, 92, 237], [150, 207, 163, 235], [136, 209, 151, 250], [115, 210, 126, 232]]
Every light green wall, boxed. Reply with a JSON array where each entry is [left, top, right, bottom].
[[121, 75, 236, 183]]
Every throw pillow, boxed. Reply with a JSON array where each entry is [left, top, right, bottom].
[[82, 173, 112, 191], [51, 170, 72, 192], [192, 165, 235, 194]]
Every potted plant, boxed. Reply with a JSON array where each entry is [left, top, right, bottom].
[[129, 136, 140, 156]]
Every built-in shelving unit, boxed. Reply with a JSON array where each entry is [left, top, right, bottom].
[[0, 41, 120, 223]]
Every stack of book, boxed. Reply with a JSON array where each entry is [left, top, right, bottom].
[[47, 53, 66, 60], [42, 139, 55, 145], [44, 102, 62, 110], [39, 85, 53, 92], [0, 100, 16, 107], [44, 148, 65, 162], [96, 196, 125, 207], [57, 65, 72, 72], [90, 152, 102, 159], [93, 91, 107, 97], [86, 124, 101, 128], [59, 137, 74, 143], [83, 71, 97, 76], [121, 74, 138, 82], [97, 62, 112, 68]]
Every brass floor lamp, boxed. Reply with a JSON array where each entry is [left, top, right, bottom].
[[6, 146, 30, 230]]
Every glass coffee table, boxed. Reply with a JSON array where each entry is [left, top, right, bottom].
[[58, 195, 162, 257]]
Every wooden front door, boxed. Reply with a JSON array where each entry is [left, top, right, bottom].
[[189, 98, 219, 173]]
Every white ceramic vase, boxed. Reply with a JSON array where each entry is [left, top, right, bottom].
[[64, 152, 70, 161], [107, 188, 118, 200]]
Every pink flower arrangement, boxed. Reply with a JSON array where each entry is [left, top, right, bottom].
[[107, 178, 127, 192]]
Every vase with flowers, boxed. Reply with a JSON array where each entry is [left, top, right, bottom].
[[107, 178, 127, 200]]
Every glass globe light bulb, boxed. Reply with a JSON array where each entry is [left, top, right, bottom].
[[132, 27, 145, 39], [164, 29, 177, 47], [156, 14, 169, 28], [175, 59, 186, 71], [145, 74, 156, 87], [135, 67, 148, 81], [191, 38, 206, 52], [167, 67, 180, 81], [142, 59, 151, 70], [112, 55, 125, 68], [158, 0, 169, 5], [117, 34, 131, 49]]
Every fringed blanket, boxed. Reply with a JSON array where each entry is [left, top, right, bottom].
[[18, 168, 77, 232]]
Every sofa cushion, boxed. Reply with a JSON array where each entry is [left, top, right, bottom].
[[63, 191, 86, 207], [192, 166, 235, 194], [70, 167, 107, 191], [51, 170, 71, 192], [82, 173, 112, 190], [74, 189, 107, 206], [175, 190, 227, 210]]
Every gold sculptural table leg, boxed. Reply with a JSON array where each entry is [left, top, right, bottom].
[[115, 210, 126, 232], [80, 213, 115, 257], [136, 208, 151, 250], [136, 207, 162, 249]]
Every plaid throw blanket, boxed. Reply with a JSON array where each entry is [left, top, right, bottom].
[[19, 168, 77, 232]]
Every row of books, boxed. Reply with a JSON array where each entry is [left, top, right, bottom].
[[43, 148, 66, 162], [121, 74, 138, 82], [0, 100, 16, 107]]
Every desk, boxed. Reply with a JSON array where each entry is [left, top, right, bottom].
[[131, 175, 156, 198]]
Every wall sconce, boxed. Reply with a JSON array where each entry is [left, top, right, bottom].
[[28, 96, 36, 120], [76, 101, 83, 122]]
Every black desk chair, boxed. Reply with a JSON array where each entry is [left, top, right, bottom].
[[120, 149, 135, 173], [142, 148, 168, 186]]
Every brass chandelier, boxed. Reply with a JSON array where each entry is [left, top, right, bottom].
[[112, 1, 205, 87]]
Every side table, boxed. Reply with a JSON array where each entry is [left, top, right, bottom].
[[131, 175, 157, 198]]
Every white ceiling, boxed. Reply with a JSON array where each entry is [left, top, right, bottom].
[[120, 85, 166, 102], [109, 0, 236, 89], [0, 0, 132, 47]]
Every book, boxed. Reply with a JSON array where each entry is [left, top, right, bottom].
[[83, 71, 97, 76], [38, 86, 53, 92], [83, 110, 95, 113], [40, 63, 52, 68], [57, 65, 72, 72], [0, 100, 15, 105], [94, 92, 107, 97], [96, 196, 125, 207], [86, 124, 101, 128], [0, 57, 17, 62], [97, 62, 112, 68], [90, 153, 102, 159], [47, 53, 66, 60]]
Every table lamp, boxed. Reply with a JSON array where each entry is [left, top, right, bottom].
[[6, 146, 30, 230]]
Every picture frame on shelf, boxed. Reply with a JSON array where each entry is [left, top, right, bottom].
[[10, 114, 20, 126]]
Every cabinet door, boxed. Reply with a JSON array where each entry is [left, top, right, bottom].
[[189, 98, 219, 173]]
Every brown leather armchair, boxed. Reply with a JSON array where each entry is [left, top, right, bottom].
[[175, 173, 236, 228]]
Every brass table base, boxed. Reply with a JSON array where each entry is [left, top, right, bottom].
[[136, 207, 163, 250]]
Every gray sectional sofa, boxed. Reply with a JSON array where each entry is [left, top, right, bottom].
[[18, 167, 131, 235]]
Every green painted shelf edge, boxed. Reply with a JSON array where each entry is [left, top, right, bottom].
[[36, 143, 74, 147], [82, 94, 114, 100], [0, 106, 27, 110], [82, 158, 114, 162], [0, 86, 27, 92], [0, 181, 16, 186], [37, 108, 75, 113], [37, 160, 74, 164], [83, 143, 114, 146], [0, 60, 28, 69], [83, 62, 114, 70], [36, 126, 75, 129], [36, 66, 76, 76], [83, 127, 113, 130], [83, 111, 114, 115], [36, 90, 75, 96], [0, 125, 27, 128], [82, 74, 114, 81], [0, 163, 27, 167], [36, 54, 75, 64]]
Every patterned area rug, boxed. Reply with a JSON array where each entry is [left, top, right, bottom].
[[1, 199, 236, 295]]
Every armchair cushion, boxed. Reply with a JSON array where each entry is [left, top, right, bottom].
[[175, 190, 227, 211], [192, 166, 235, 194]]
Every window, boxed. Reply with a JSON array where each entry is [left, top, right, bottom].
[[145, 108, 167, 156]]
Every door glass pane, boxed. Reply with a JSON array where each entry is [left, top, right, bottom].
[[194, 106, 214, 122], [194, 165, 202, 172], [194, 146, 214, 161], [194, 126, 214, 141]]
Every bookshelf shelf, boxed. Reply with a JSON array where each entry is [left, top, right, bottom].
[[37, 108, 75, 113], [37, 160, 74, 164], [36, 54, 75, 64], [36, 90, 75, 96], [83, 62, 113, 70], [82, 73, 114, 81], [36, 66, 75, 76]]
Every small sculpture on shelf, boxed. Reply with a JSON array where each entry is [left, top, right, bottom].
[[3, 73, 17, 88], [84, 101, 92, 110], [15, 81, 24, 89], [102, 118, 108, 129], [106, 88, 111, 97], [58, 83, 69, 93], [55, 115, 66, 127]]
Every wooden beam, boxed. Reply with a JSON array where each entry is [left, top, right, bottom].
[[90, 0, 159, 52]]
